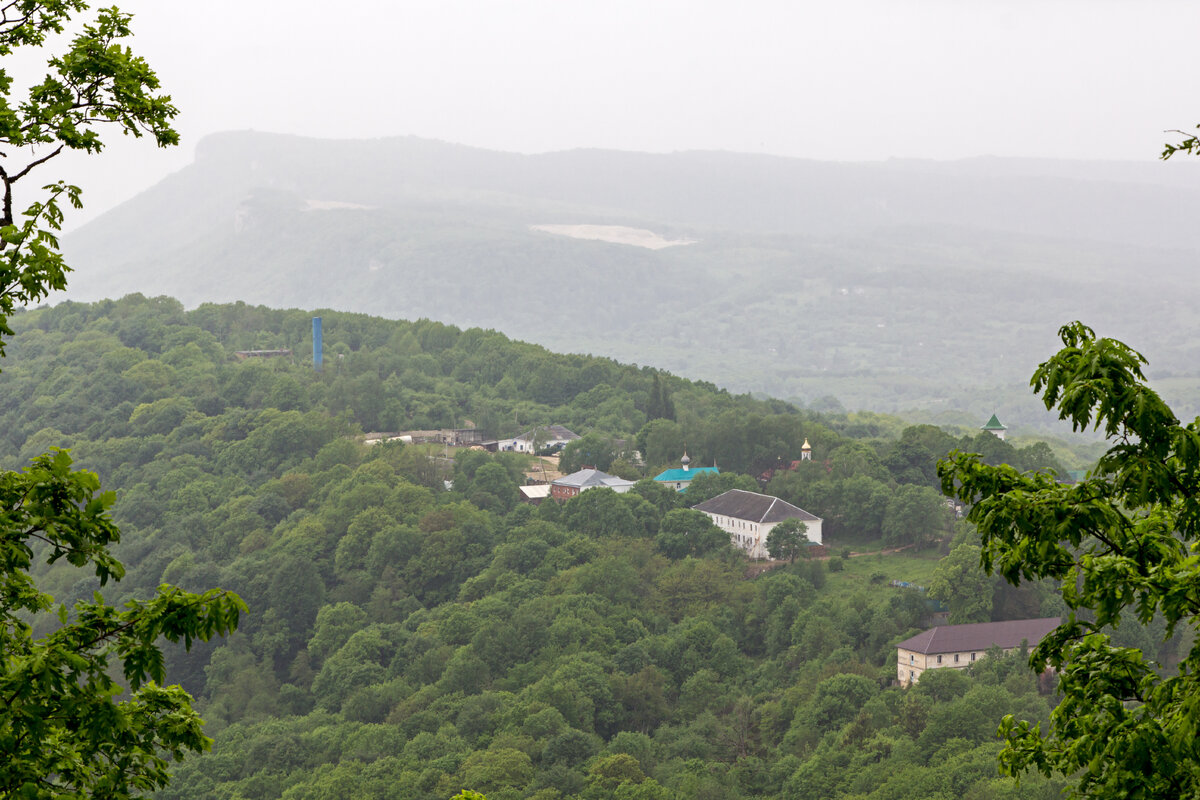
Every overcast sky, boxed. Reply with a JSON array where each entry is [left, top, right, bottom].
[[34, 0, 1200, 226]]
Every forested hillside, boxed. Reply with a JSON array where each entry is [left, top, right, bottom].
[[60, 133, 1200, 425], [0, 295, 1141, 799]]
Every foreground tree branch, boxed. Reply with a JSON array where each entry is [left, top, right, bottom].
[[939, 321, 1200, 799], [0, 5, 242, 798], [0, 1, 177, 359], [0, 450, 246, 798]]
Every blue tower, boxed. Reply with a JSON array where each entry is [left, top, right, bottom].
[[312, 316, 323, 372]]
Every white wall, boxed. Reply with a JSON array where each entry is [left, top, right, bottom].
[[701, 512, 823, 560], [703, 512, 768, 559]]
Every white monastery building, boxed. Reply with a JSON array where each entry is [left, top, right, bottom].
[[692, 489, 823, 559]]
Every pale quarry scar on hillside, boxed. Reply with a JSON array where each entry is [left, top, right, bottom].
[[530, 224, 697, 250]]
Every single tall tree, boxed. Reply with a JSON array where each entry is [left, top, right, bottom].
[[766, 518, 809, 563]]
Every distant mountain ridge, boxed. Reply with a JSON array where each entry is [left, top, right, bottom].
[[76, 131, 1200, 244], [62, 131, 1200, 425]]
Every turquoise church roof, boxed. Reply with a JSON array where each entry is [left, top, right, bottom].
[[653, 466, 719, 483]]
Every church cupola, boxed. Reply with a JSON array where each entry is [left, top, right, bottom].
[[982, 413, 1007, 441]]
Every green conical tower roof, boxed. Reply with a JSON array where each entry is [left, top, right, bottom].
[[982, 413, 1006, 431]]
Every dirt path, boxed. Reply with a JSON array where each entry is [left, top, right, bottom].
[[845, 544, 918, 557]]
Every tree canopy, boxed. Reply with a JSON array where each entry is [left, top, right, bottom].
[[765, 518, 809, 564], [654, 508, 729, 560], [0, 4, 244, 797], [0, 294, 1084, 800], [940, 321, 1200, 798], [0, 2, 178, 361], [0, 442, 245, 798], [927, 544, 993, 624]]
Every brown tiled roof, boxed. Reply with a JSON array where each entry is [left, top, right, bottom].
[[896, 617, 1060, 655], [692, 489, 820, 524]]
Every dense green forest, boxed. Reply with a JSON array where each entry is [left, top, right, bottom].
[[2, 295, 1153, 799]]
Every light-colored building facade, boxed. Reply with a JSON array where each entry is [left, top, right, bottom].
[[692, 489, 823, 559], [367, 428, 486, 446], [896, 617, 1060, 686], [498, 425, 580, 453]]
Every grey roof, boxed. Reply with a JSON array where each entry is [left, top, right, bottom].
[[551, 468, 635, 490], [517, 424, 580, 442], [896, 617, 1060, 655], [692, 489, 820, 524]]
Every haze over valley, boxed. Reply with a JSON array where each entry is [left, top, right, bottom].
[[5, 3, 1200, 799], [62, 132, 1200, 429]]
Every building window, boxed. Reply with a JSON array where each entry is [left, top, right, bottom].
[[909, 654, 914, 663], [909, 670, 915, 679], [936, 655, 942, 664], [954, 654, 959, 663], [971, 652, 976, 661]]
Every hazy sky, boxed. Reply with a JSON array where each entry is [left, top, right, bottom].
[[32, 0, 1200, 225]]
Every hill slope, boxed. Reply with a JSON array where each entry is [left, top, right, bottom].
[[61, 132, 1200, 423], [1, 297, 1085, 800]]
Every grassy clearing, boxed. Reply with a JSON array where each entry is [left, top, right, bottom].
[[822, 547, 944, 601]]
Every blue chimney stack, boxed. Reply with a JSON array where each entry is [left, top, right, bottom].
[[312, 316, 323, 372]]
